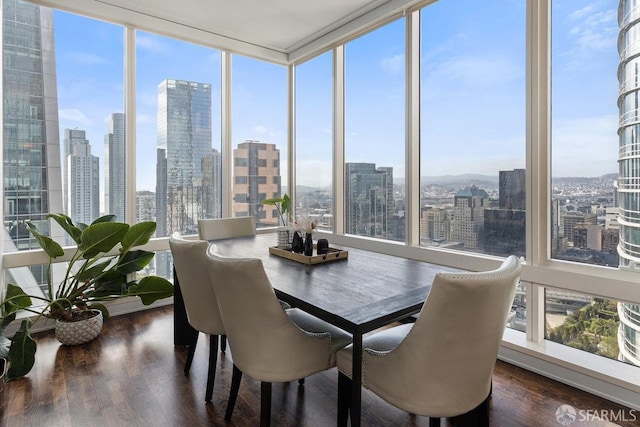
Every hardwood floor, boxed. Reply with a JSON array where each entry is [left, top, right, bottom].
[[0, 306, 636, 426]]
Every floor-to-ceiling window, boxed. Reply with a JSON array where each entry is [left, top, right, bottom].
[[419, 0, 526, 330], [344, 20, 406, 242], [3, 2, 123, 295], [294, 52, 333, 231], [231, 56, 287, 228], [548, 0, 632, 364], [135, 31, 221, 278]]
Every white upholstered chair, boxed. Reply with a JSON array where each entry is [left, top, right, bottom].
[[205, 246, 352, 427], [197, 216, 257, 351], [169, 233, 225, 402], [197, 216, 256, 240], [336, 255, 521, 427]]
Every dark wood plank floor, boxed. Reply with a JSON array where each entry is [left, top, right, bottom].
[[0, 306, 636, 426]]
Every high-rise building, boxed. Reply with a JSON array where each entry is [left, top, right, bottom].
[[563, 212, 597, 244], [499, 169, 525, 210], [484, 169, 526, 257], [3, 0, 64, 294], [344, 163, 393, 238], [450, 186, 489, 249], [104, 113, 126, 221], [157, 79, 212, 234], [63, 129, 89, 214], [420, 206, 451, 243], [3, 0, 63, 248], [67, 138, 99, 224], [136, 190, 155, 223], [617, 0, 640, 366], [232, 140, 281, 225]]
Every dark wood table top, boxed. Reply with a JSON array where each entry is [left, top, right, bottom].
[[214, 234, 460, 334]]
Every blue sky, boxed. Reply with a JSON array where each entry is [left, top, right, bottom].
[[53, 0, 619, 191]]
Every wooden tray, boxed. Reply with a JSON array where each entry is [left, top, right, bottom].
[[269, 245, 348, 265]]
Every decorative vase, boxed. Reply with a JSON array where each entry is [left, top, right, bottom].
[[291, 232, 304, 253], [55, 309, 104, 345], [304, 233, 314, 256], [276, 227, 291, 250]]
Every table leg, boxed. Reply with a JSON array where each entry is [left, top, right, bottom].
[[350, 333, 363, 427]]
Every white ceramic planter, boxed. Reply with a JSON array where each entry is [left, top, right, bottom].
[[55, 309, 104, 345]]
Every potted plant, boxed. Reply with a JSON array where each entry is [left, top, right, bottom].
[[0, 213, 174, 381], [262, 194, 292, 249]]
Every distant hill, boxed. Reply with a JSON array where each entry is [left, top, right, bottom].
[[420, 174, 498, 186], [289, 172, 619, 194]]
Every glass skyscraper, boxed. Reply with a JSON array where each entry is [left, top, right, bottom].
[[156, 79, 212, 235], [104, 112, 126, 222], [345, 163, 394, 238], [617, 0, 640, 366], [3, 0, 63, 251]]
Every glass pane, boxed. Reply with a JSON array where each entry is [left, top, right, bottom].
[[419, 0, 526, 257], [295, 52, 333, 231], [551, 0, 640, 368], [136, 31, 221, 277], [231, 55, 287, 228], [550, 0, 618, 269], [345, 19, 405, 241], [136, 32, 222, 234], [57, 12, 124, 225], [3, 2, 123, 257], [544, 288, 639, 365]]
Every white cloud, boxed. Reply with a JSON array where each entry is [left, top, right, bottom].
[[565, 1, 617, 57], [136, 34, 167, 53], [380, 54, 404, 76], [253, 125, 268, 134], [65, 52, 110, 66], [58, 108, 92, 126]]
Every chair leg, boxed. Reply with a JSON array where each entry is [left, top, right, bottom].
[[225, 364, 242, 421], [337, 372, 352, 427], [260, 382, 272, 427], [298, 378, 305, 386], [220, 335, 227, 352], [184, 332, 199, 375], [429, 417, 441, 427], [205, 335, 219, 402], [450, 394, 490, 427]]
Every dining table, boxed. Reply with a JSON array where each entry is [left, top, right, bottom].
[[173, 233, 460, 426]]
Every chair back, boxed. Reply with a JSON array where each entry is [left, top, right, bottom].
[[198, 217, 256, 241], [205, 246, 333, 382], [363, 255, 521, 417], [169, 232, 224, 336]]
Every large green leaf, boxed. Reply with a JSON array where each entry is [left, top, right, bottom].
[[91, 214, 117, 225], [120, 221, 156, 252], [89, 270, 128, 296], [116, 250, 154, 274], [3, 284, 33, 314], [127, 276, 174, 305], [7, 319, 36, 381], [77, 259, 113, 282], [46, 213, 82, 244], [79, 222, 129, 258], [26, 223, 65, 259]]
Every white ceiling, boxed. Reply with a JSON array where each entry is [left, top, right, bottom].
[[34, 0, 427, 64]]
